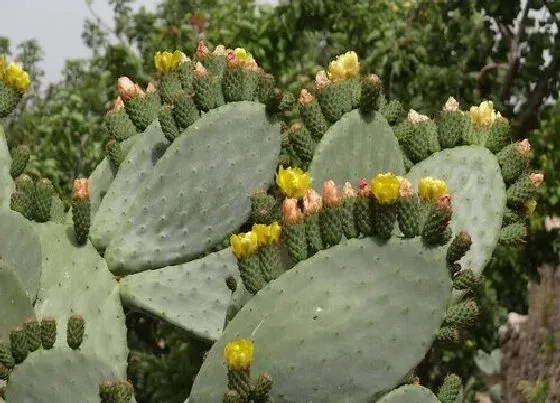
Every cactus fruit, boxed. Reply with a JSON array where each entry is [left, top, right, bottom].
[[0, 56, 30, 118], [9, 145, 30, 178], [71, 178, 91, 246], [40, 317, 56, 350], [436, 373, 463, 403], [67, 314, 85, 350]]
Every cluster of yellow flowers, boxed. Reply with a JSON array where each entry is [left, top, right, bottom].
[[368, 173, 448, 204], [0, 55, 31, 93], [466, 100, 502, 128], [230, 221, 282, 259], [276, 166, 312, 199], [233, 48, 253, 64], [327, 51, 360, 81], [417, 177, 448, 201], [224, 339, 254, 371], [154, 50, 187, 74]]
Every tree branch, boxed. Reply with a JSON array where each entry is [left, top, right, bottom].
[[477, 62, 509, 91]]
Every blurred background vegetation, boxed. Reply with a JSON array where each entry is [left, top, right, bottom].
[[1, 0, 559, 401]]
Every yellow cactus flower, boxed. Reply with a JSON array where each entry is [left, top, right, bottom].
[[370, 173, 401, 204], [467, 100, 500, 128], [224, 339, 254, 371], [234, 48, 253, 63], [418, 177, 448, 201], [276, 166, 312, 199], [327, 51, 360, 81], [230, 231, 259, 259], [3, 63, 30, 93], [252, 221, 282, 246], [154, 50, 185, 74]]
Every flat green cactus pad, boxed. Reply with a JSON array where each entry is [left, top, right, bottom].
[[0, 264, 35, 340], [0, 126, 13, 210], [0, 211, 42, 301], [309, 110, 405, 187], [105, 101, 281, 273], [4, 350, 116, 402], [33, 223, 128, 377], [190, 237, 452, 402], [120, 248, 239, 342], [88, 134, 139, 216], [91, 122, 169, 251], [376, 385, 440, 402], [407, 146, 506, 275]]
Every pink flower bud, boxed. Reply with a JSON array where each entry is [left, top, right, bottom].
[[315, 70, 330, 90], [196, 40, 210, 57], [193, 62, 209, 77], [146, 81, 157, 93], [298, 89, 315, 107], [357, 178, 371, 197], [117, 77, 140, 101], [342, 182, 356, 199], [322, 180, 343, 207], [529, 173, 544, 188], [282, 198, 304, 225], [515, 139, 531, 156], [303, 189, 323, 214], [72, 178, 90, 201], [435, 194, 453, 213], [112, 97, 125, 111]]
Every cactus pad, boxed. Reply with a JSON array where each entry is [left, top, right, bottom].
[[0, 211, 42, 300], [0, 264, 35, 340], [119, 248, 239, 341], [4, 350, 117, 402], [407, 146, 506, 274], [0, 127, 13, 210], [105, 101, 281, 273], [376, 385, 440, 402], [190, 237, 452, 402], [33, 223, 128, 376], [309, 110, 405, 187], [91, 122, 169, 251]]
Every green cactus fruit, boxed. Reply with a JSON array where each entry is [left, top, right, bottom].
[[309, 110, 405, 187], [502, 207, 522, 226], [305, 213, 324, 256], [277, 90, 295, 113], [0, 81, 22, 118], [113, 380, 134, 403], [452, 269, 480, 291], [49, 195, 66, 223], [437, 374, 463, 403], [106, 138, 125, 172], [396, 121, 430, 163], [0, 363, 8, 381], [379, 97, 406, 126], [349, 78, 361, 109], [238, 254, 266, 295], [418, 120, 441, 156], [158, 72, 183, 103], [67, 314, 85, 350], [359, 74, 382, 115], [397, 194, 420, 238], [176, 60, 194, 91], [4, 350, 117, 402], [497, 143, 530, 184], [200, 54, 227, 77], [341, 197, 359, 239], [40, 316, 56, 350], [33, 177, 54, 222], [377, 385, 441, 403], [223, 389, 244, 403], [125, 92, 161, 131], [499, 222, 527, 246], [283, 222, 307, 263], [446, 231, 472, 266], [193, 72, 220, 112], [9, 144, 30, 178], [258, 245, 282, 283], [103, 102, 280, 273], [444, 299, 479, 327], [299, 94, 330, 140], [0, 341, 15, 370], [437, 111, 467, 149], [374, 203, 397, 240], [0, 264, 35, 343], [222, 67, 258, 102], [227, 369, 251, 399], [252, 373, 273, 401], [255, 71, 275, 103], [435, 325, 460, 344], [23, 318, 41, 352], [462, 121, 489, 146], [407, 146, 506, 275], [104, 107, 137, 142], [9, 191, 27, 217], [486, 117, 510, 153], [249, 192, 280, 225], [0, 127, 14, 210], [288, 125, 316, 169], [119, 247, 241, 342], [320, 206, 343, 247], [507, 174, 539, 207], [158, 104, 180, 142], [190, 237, 452, 402], [265, 88, 283, 115], [422, 199, 452, 246], [317, 80, 353, 122], [71, 179, 91, 246], [99, 380, 116, 403], [9, 327, 27, 364], [354, 196, 375, 237], [172, 92, 200, 130]]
